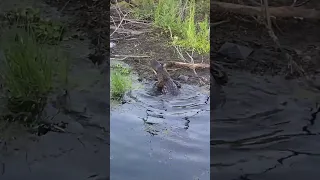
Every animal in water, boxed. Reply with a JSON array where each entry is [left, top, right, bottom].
[[150, 59, 180, 96], [211, 61, 228, 86]]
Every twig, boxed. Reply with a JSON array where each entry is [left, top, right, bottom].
[[110, 16, 118, 28], [166, 61, 210, 69], [113, 55, 150, 58], [60, 0, 71, 13], [110, 25, 151, 35], [110, 34, 139, 40], [248, 0, 261, 6], [110, 17, 152, 25], [262, 0, 305, 76], [111, 57, 128, 61], [172, 45, 208, 85], [186, 52, 206, 85], [122, 18, 152, 24], [211, 20, 230, 27], [291, 0, 298, 6], [174, 46, 187, 62], [110, 1, 129, 37], [110, 13, 128, 37], [294, 0, 312, 7]]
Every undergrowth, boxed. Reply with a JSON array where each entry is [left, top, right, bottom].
[[111, 64, 133, 101], [0, 8, 68, 126], [132, 0, 209, 54]]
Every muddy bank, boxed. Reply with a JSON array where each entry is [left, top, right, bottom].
[[111, 31, 210, 85], [212, 0, 320, 78], [212, 1, 320, 179], [0, 0, 109, 179], [109, 3, 210, 86]]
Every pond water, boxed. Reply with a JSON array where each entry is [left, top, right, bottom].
[[110, 82, 210, 180], [211, 71, 320, 180]]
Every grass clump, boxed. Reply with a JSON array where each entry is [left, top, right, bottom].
[[111, 64, 133, 100], [132, 0, 210, 54], [0, 27, 66, 125]]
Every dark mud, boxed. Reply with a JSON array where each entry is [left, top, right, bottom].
[[212, 1, 320, 179], [112, 31, 210, 85], [212, 0, 320, 78], [0, 0, 109, 179]]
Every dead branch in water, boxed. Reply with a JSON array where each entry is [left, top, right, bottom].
[[171, 46, 209, 85], [211, 1, 320, 19], [260, 0, 305, 75], [213, 0, 306, 76]]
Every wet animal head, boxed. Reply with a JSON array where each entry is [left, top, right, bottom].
[[150, 59, 164, 72], [211, 62, 228, 86]]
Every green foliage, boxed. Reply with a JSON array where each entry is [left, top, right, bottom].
[[112, 63, 132, 75], [0, 27, 68, 125], [111, 64, 133, 100], [131, 0, 210, 54]]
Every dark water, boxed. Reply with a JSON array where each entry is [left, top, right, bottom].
[[211, 71, 320, 180], [0, 38, 110, 180], [111, 82, 210, 180]]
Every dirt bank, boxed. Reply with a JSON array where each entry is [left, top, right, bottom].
[[211, 1, 320, 179], [212, 0, 320, 79], [109, 3, 210, 86]]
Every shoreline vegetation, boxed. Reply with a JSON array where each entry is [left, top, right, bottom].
[[0, 7, 68, 128], [110, 0, 210, 100]]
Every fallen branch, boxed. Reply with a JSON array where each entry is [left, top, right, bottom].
[[261, 0, 305, 76], [211, 20, 230, 27], [110, 25, 152, 35], [113, 54, 150, 58], [171, 46, 209, 85], [165, 61, 210, 69], [211, 1, 320, 19], [110, 2, 128, 37]]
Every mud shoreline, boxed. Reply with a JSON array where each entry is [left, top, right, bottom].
[[211, 1, 320, 180], [212, 0, 320, 79]]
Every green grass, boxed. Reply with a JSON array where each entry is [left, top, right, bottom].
[[0, 7, 68, 125], [0, 27, 68, 125], [111, 64, 133, 100], [132, 0, 209, 54]]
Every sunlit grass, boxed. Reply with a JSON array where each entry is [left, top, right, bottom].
[[132, 0, 209, 54], [111, 64, 133, 100]]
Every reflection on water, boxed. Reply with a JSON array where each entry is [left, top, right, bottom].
[[212, 71, 320, 180], [111, 83, 210, 180]]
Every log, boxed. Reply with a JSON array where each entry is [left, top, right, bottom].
[[211, 2, 320, 19]]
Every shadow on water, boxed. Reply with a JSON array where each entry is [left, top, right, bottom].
[[211, 71, 320, 180], [111, 82, 210, 180]]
